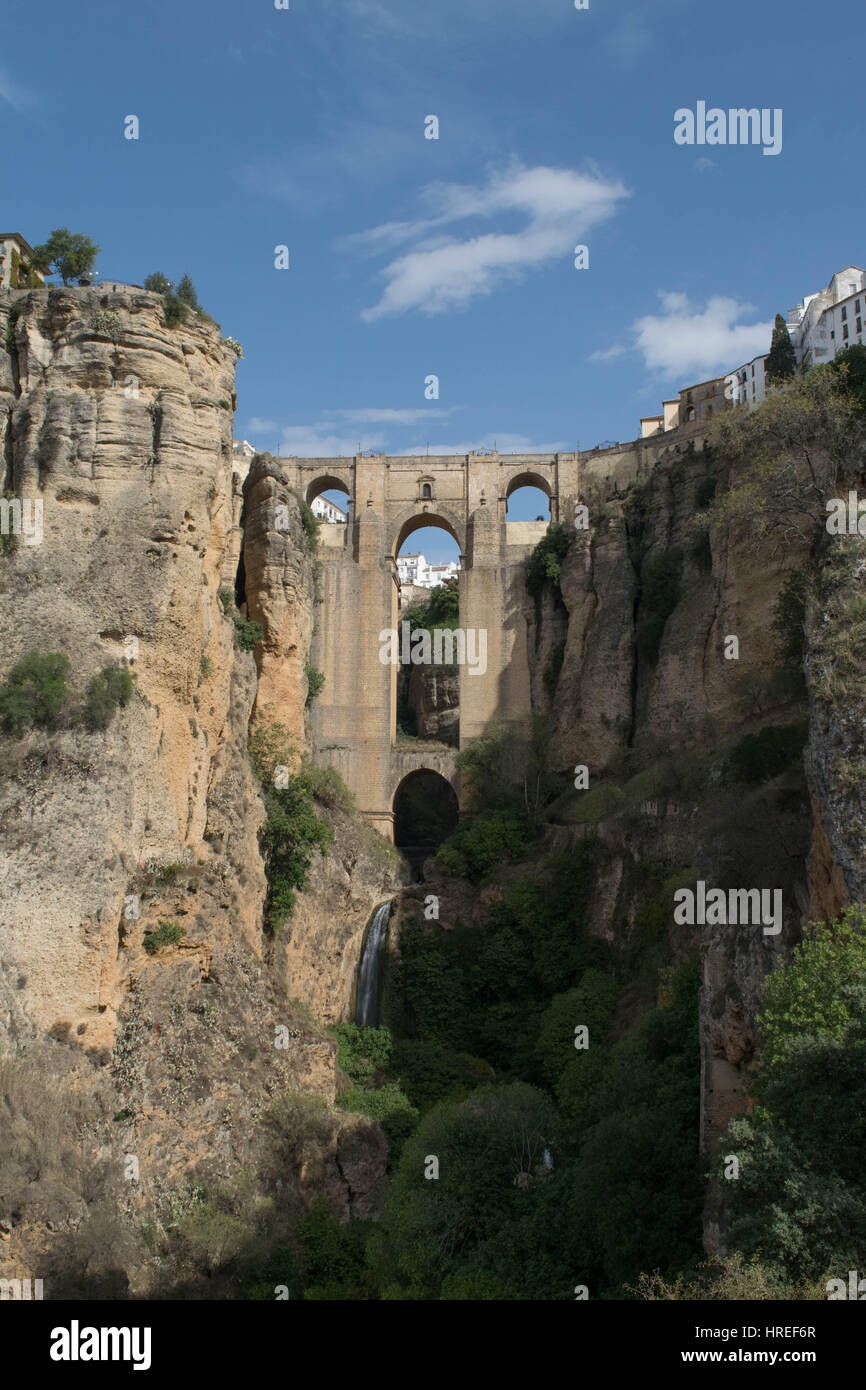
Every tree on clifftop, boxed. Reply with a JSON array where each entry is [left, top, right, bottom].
[[765, 313, 797, 385], [31, 229, 100, 285]]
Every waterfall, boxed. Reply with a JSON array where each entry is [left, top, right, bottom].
[[355, 900, 392, 1027]]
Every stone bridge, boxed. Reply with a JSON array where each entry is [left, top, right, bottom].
[[273, 448, 641, 837]]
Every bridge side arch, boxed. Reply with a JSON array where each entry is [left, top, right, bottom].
[[305, 471, 354, 506], [503, 467, 554, 501]]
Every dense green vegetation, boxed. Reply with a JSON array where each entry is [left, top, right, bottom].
[[218, 585, 264, 652], [720, 906, 866, 1285], [403, 574, 459, 633], [248, 715, 354, 928], [31, 228, 99, 284], [143, 920, 185, 954], [525, 524, 573, 597], [144, 270, 214, 328], [636, 547, 683, 666], [0, 652, 133, 736]]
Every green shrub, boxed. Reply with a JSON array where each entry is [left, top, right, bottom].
[[260, 778, 334, 928], [144, 272, 172, 294], [290, 491, 320, 550], [162, 292, 188, 328], [636, 547, 683, 665], [218, 585, 235, 613], [297, 760, 355, 812], [87, 310, 121, 341], [334, 1023, 394, 1081], [83, 664, 134, 731], [525, 524, 573, 597], [726, 722, 808, 785], [336, 1081, 419, 1154], [295, 1200, 372, 1300], [695, 476, 717, 508], [435, 809, 530, 880], [0, 652, 71, 734], [4, 305, 21, 356], [772, 571, 809, 668], [234, 619, 264, 651], [176, 273, 199, 310], [304, 663, 325, 705], [543, 639, 566, 698], [334, 1025, 419, 1158], [142, 919, 185, 954]]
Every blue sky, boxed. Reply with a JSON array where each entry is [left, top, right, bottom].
[[4, 0, 865, 559]]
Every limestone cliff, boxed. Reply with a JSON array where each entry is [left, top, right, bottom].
[[0, 290, 391, 1295]]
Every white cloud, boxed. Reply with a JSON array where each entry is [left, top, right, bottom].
[[335, 407, 458, 425], [632, 292, 772, 380], [589, 344, 627, 363], [395, 432, 569, 456], [277, 424, 386, 457], [603, 14, 653, 69], [354, 161, 629, 320], [0, 69, 36, 112]]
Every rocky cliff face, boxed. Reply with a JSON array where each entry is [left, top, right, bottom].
[[532, 440, 820, 1153], [0, 290, 391, 1292]]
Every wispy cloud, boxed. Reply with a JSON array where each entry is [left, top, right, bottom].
[[0, 68, 38, 113], [243, 417, 561, 459], [633, 291, 771, 379], [603, 13, 653, 70], [335, 407, 458, 425], [352, 161, 629, 320], [276, 424, 387, 457], [396, 432, 570, 456], [589, 344, 628, 363]]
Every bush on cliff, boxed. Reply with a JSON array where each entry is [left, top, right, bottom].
[[248, 713, 335, 926], [82, 664, 134, 731], [0, 652, 71, 734], [435, 808, 530, 880], [525, 524, 573, 597], [720, 906, 866, 1283]]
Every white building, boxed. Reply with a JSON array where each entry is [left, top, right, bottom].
[[311, 495, 347, 524], [396, 552, 460, 589], [728, 264, 866, 407]]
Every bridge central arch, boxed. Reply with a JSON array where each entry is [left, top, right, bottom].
[[392, 508, 465, 560]]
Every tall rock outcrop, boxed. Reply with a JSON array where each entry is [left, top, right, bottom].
[[0, 290, 390, 1293]]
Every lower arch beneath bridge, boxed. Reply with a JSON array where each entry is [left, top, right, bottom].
[[392, 763, 460, 878]]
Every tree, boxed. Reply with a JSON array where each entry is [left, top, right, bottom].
[[705, 365, 866, 548], [144, 272, 172, 294], [176, 273, 199, 310], [765, 313, 797, 386], [721, 906, 866, 1282], [31, 229, 99, 286], [830, 343, 866, 412], [378, 1082, 557, 1296]]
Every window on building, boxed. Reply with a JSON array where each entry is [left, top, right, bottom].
[[421, 483, 432, 499], [842, 305, 847, 320], [856, 299, 861, 313], [857, 318, 862, 334], [843, 324, 849, 340]]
